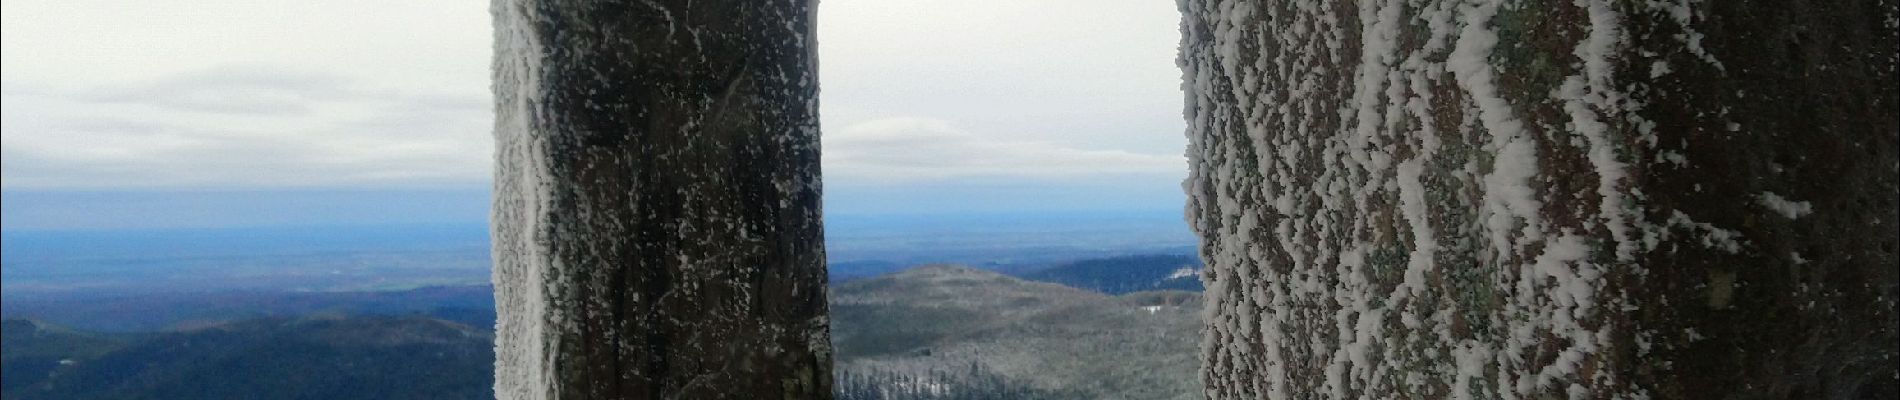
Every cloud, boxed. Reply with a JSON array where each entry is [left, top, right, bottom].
[[0, 0, 1188, 197], [816, 0, 1186, 156], [1, 0, 494, 189], [823, 117, 1185, 182], [76, 66, 353, 115], [0, 66, 491, 189]]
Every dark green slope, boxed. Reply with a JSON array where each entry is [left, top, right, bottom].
[[3, 317, 491, 400], [1, 320, 131, 394]]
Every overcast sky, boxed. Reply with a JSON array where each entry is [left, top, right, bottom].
[[0, 0, 1187, 227]]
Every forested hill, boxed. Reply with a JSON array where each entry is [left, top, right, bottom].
[[832, 265, 1203, 400], [1, 317, 493, 400]]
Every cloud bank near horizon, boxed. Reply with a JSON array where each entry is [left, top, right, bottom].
[[1, 0, 1189, 227]]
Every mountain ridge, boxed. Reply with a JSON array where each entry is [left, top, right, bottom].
[[1018, 254, 1203, 295]]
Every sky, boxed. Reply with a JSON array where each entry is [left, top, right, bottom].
[[0, 0, 1188, 230]]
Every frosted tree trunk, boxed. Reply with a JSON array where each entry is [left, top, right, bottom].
[[490, 0, 829, 399], [1181, 0, 1896, 399]]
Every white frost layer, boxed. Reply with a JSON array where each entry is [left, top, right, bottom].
[[1177, 0, 1726, 398], [1755, 192, 1814, 219], [492, 1, 557, 399]]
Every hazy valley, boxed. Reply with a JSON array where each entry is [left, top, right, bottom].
[[3, 255, 1204, 399]]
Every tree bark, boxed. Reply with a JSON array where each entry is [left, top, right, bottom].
[[1181, 0, 1896, 398], [491, 0, 829, 399]]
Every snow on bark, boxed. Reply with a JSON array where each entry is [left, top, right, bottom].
[[1181, 0, 1898, 399], [492, 0, 830, 398]]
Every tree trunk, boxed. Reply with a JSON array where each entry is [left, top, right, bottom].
[[1181, 0, 1896, 398], [490, 0, 829, 398]]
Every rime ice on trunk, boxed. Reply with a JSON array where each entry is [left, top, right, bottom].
[[491, 0, 829, 399], [1180, 0, 1896, 399]]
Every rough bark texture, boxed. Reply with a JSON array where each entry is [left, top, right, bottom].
[[491, 0, 829, 399], [1181, 0, 1896, 399]]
